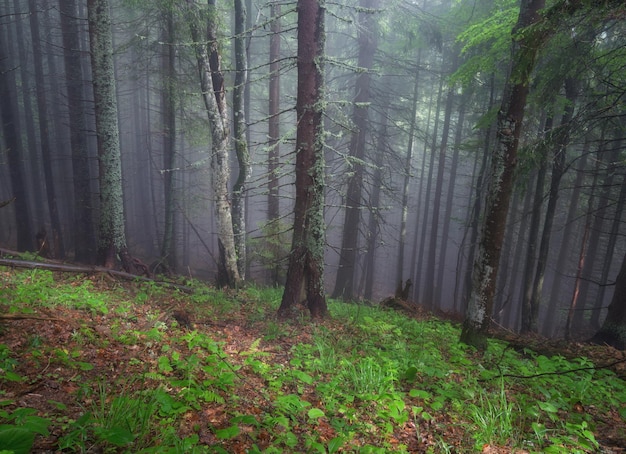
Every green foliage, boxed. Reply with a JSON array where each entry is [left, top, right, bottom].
[[0, 405, 51, 454], [450, 0, 518, 87], [2, 270, 625, 452]]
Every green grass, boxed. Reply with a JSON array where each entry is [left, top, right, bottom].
[[0, 268, 625, 452]]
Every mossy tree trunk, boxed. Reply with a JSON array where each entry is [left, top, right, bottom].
[[185, 0, 242, 288], [278, 0, 327, 319], [460, 0, 546, 349], [87, 0, 130, 270], [232, 0, 250, 280]]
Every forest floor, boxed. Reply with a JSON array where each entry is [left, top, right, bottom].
[[1, 266, 626, 453]]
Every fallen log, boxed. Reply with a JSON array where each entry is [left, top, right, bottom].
[[0, 258, 193, 293]]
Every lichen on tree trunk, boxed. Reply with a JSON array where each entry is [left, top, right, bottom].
[[87, 0, 128, 269], [460, 0, 546, 349], [278, 0, 327, 319]]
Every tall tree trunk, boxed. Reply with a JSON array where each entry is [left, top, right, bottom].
[[11, 0, 45, 225], [591, 250, 626, 350], [331, 0, 379, 300], [425, 49, 458, 306], [60, 0, 96, 263], [267, 0, 282, 285], [573, 137, 617, 331], [0, 31, 34, 251], [411, 86, 435, 302], [87, 0, 130, 269], [544, 141, 589, 336], [184, 0, 241, 288], [459, 74, 495, 314], [29, 0, 65, 259], [396, 51, 420, 287], [526, 79, 577, 333], [435, 87, 468, 306], [415, 77, 443, 305], [460, 0, 546, 349], [520, 116, 552, 333], [364, 103, 389, 301], [278, 0, 327, 319], [592, 137, 626, 329], [160, 7, 177, 271], [232, 0, 250, 279]]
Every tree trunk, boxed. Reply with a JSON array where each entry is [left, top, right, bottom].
[[278, 0, 327, 319], [11, 0, 45, 226], [267, 0, 282, 286], [159, 6, 177, 271], [396, 51, 420, 287], [184, 0, 241, 288], [87, 0, 129, 269], [364, 103, 389, 301], [60, 0, 96, 263], [544, 141, 589, 336], [415, 77, 443, 305], [460, 0, 546, 349], [520, 116, 552, 333], [0, 31, 34, 251], [591, 251, 626, 350], [435, 86, 468, 306], [232, 0, 250, 280], [527, 78, 577, 333], [331, 0, 379, 300], [425, 49, 457, 306], [29, 0, 65, 259]]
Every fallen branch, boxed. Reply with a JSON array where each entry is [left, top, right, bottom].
[[0, 314, 63, 322], [0, 257, 194, 293]]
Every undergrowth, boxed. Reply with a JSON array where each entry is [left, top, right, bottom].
[[0, 268, 625, 452]]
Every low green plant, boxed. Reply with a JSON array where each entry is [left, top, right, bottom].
[[342, 356, 396, 397], [467, 379, 519, 449], [58, 382, 158, 452], [0, 405, 51, 454]]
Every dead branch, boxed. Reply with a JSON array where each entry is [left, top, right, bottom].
[[0, 257, 193, 293], [0, 314, 63, 322]]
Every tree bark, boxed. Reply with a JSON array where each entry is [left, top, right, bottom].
[[332, 0, 379, 300], [0, 30, 34, 251], [591, 251, 626, 350], [267, 0, 282, 285], [461, 0, 546, 349], [520, 116, 552, 333], [29, 0, 65, 259], [526, 79, 577, 333], [278, 0, 327, 319], [159, 6, 177, 271], [87, 0, 129, 269], [60, 0, 97, 263], [184, 0, 241, 288], [396, 51, 420, 288], [232, 0, 250, 280]]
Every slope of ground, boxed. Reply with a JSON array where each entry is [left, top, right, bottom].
[[1, 266, 625, 453]]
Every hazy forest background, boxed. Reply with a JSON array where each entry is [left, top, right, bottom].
[[1, 0, 625, 344]]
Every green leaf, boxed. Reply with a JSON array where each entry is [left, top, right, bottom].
[[96, 426, 135, 446], [215, 425, 240, 439], [327, 436, 344, 454], [409, 389, 431, 399], [157, 355, 173, 373], [0, 427, 35, 454], [404, 366, 418, 381], [76, 361, 94, 371], [307, 408, 325, 419]]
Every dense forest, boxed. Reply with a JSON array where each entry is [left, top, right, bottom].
[[1, 0, 625, 347]]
